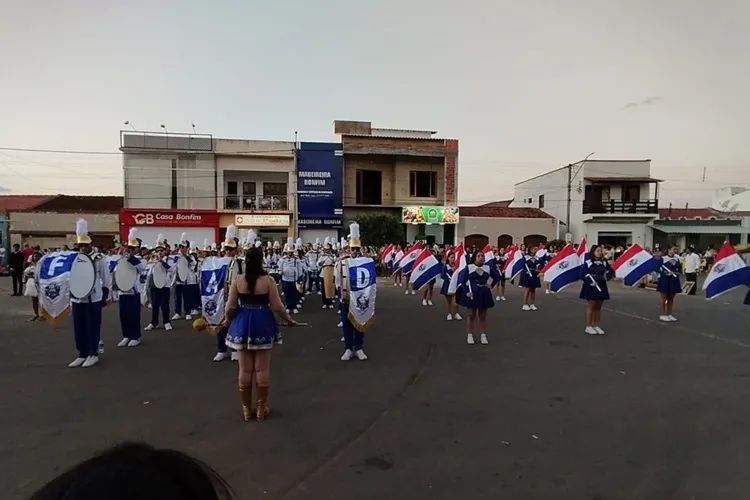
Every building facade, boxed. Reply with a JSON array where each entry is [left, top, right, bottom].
[[120, 208, 220, 248], [335, 120, 459, 245], [652, 207, 750, 250], [457, 205, 557, 249], [296, 142, 344, 243], [712, 186, 750, 212], [512, 159, 659, 248]]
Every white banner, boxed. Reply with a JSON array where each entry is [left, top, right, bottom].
[[37, 251, 77, 324], [200, 256, 232, 335], [347, 257, 377, 331], [138, 262, 153, 306]]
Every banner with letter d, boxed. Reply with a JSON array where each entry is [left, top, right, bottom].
[[347, 256, 376, 331], [200, 256, 232, 335]]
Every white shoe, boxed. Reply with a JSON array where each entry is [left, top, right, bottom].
[[144, 323, 154, 331], [467, 333, 475, 345], [82, 356, 99, 368], [594, 326, 605, 335], [185, 314, 192, 321], [422, 299, 428, 306], [329, 304, 335, 309], [306, 291, 311, 296], [394, 283, 398, 287], [337, 321, 343, 328], [171, 313, 181, 321], [427, 300, 433, 306], [127, 338, 142, 347], [164, 323, 173, 331], [341, 349, 353, 361], [585, 326, 598, 335], [355, 349, 368, 360], [480, 333, 488, 345], [522, 305, 531, 311], [117, 338, 130, 347], [495, 296, 501, 302], [190, 309, 200, 315], [317, 291, 322, 295], [659, 315, 671, 322], [411, 290, 416, 295], [293, 309, 299, 314], [213, 352, 228, 362], [322, 304, 328, 309], [398, 283, 403, 287], [341, 336, 345, 341], [230, 351, 239, 361], [405, 290, 409, 295], [147, 304, 152, 309], [98, 341, 105, 354], [68, 357, 86, 368], [447, 314, 453, 321], [454, 313, 462, 320], [500, 296, 507, 301], [668, 315, 677, 322], [530, 304, 538, 311], [545, 289, 550, 294]]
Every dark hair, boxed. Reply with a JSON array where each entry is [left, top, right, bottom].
[[588, 244, 600, 261], [472, 251, 484, 265], [243, 247, 267, 293], [28, 442, 235, 500]]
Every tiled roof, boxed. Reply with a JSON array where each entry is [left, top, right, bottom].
[[459, 206, 553, 219], [32, 195, 124, 212], [0, 195, 53, 212], [658, 207, 730, 219], [478, 200, 513, 208]]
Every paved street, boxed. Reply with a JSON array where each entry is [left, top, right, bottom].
[[2, 277, 750, 500]]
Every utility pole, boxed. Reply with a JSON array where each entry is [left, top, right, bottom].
[[565, 163, 572, 238]]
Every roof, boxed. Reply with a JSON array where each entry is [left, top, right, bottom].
[[459, 206, 554, 219], [658, 207, 730, 219], [585, 176, 662, 183], [0, 195, 52, 212], [478, 200, 513, 208], [652, 224, 750, 235], [31, 195, 123, 213], [340, 133, 449, 142]]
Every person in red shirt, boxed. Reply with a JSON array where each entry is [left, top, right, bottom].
[[22, 243, 33, 267]]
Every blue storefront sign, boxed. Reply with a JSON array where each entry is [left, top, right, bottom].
[[0, 214, 7, 267], [297, 142, 343, 228]]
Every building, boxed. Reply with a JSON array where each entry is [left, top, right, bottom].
[[119, 208, 220, 249], [7, 195, 122, 249], [0, 195, 52, 265], [334, 120, 459, 245], [296, 142, 344, 243], [512, 159, 660, 247], [712, 186, 750, 212], [457, 205, 557, 249], [652, 207, 750, 250]]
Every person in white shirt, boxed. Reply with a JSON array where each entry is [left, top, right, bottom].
[[683, 246, 701, 295]]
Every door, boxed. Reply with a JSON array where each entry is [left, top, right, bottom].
[[584, 185, 604, 213]]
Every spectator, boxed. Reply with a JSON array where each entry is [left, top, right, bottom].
[[9, 243, 24, 296], [22, 243, 33, 267], [684, 247, 701, 295]]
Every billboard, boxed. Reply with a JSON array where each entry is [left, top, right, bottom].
[[297, 142, 343, 225], [402, 206, 459, 224]]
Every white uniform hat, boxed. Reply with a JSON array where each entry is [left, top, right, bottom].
[[75, 218, 92, 245]]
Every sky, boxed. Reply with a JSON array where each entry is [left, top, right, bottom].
[[0, 0, 748, 207]]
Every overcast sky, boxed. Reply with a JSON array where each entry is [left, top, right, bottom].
[[0, 0, 747, 206]]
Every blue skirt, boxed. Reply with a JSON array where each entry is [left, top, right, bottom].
[[440, 277, 452, 296], [656, 274, 681, 294], [225, 305, 280, 350], [579, 277, 610, 301], [520, 273, 541, 289], [461, 285, 494, 310]]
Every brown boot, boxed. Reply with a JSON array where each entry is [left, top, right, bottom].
[[256, 386, 270, 421], [239, 386, 254, 422]]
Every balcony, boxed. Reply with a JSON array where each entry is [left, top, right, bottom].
[[583, 199, 659, 215], [224, 195, 290, 211]]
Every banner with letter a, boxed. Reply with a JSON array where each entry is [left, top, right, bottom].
[[200, 256, 232, 335], [37, 251, 77, 324], [347, 256, 377, 331]]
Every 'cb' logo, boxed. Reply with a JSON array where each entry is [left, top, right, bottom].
[[133, 213, 154, 225]]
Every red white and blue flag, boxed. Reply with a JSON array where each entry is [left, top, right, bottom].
[[390, 245, 404, 266], [483, 244, 496, 268], [447, 243, 469, 295], [535, 243, 547, 259], [410, 248, 443, 290], [612, 243, 660, 287], [504, 245, 525, 280], [577, 237, 588, 263], [394, 242, 423, 275], [381, 244, 395, 263], [702, 241, 750, 299], [541, 243, 580, 292]]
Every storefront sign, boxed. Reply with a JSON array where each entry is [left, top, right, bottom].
[[297, 143, 343, 224], [402, 206, 459, 224], [120, 209, 219, 227], [298, 217, 344, 229], [235, 214, 290, 227]]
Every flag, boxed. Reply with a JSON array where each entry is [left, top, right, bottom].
[[482, 244, 496, 268], [200, 256, 232, 335], [448, 243, 469, 295], [702, 241, 750, 299], [394, 242, 423, 275], [505, 246, 525, 280], [577, 237, 588, 263], [381, 244, 394, 262], [535, 243, 547, 259], [37, 251, 77, 323], [390, 245, 403, 265], [410, 249, 443, 290], [348, 256, 377, 331], [612, 243, 660, 287], [541, 243, 581, 292]]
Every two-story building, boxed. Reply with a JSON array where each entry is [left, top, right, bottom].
[[512, 159, 660, 247], [334, 120, 459, 245]]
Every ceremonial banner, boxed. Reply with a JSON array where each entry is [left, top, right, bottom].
[[139, 263, 153, 306], [347, 256, 377, 331], [37, 251, 77, 324], [200, 256, 232, 335], [106, 255, 119, 302]]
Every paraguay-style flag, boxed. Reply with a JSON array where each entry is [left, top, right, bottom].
[[505, 246, 525, 280], [702, 241, 750, 299], [612, 243, 661, 287], [390, 245, 403, 265], [410, 248, 443, 290], [541, 243, 581, 292], [394, 242, 423, 275], [447, 243, 469, 295], [482, 244, 496, 268], [381, 244, 395, 263], [577, 237, 588, 263], [535, 243, 547, 259]]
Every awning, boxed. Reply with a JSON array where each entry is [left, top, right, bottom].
[[652, 225, 750, 235]]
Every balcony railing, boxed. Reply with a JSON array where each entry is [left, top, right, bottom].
[[583, 199, 658, 215], [225, 195, 289, 211]]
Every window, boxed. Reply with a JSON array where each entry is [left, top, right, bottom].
[[170, 159, 178, 209], [227, 181, 238, 195], [538, 194, 545, 208], [261, 182, 288, 210], [356, 170, 383, 204], [242, 182, 256, 196], [225, 181, 239, 209], [409, 171, 437, 198], [263, 183, 287, 196], [241, 182, 256, 209]]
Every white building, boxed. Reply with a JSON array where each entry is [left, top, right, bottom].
[[511, 159, 660, 247], [712, 187, 750, 213]]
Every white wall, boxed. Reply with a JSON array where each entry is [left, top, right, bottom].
[[511, 166, 583, 237], [216, 154, 295, 213], [583, 222, 653, 247]]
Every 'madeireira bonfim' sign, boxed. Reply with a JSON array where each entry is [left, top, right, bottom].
[[297, 143, 343, 225], [402, 206, 459, 224]]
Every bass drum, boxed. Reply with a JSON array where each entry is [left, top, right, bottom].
[[70, 253, 97, 299], [115, 258, 139, 291], [151, 262, 168, 289], [177, 256, 190, 282]]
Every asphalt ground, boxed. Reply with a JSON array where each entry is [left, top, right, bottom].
[[1, 277, 750, 500]]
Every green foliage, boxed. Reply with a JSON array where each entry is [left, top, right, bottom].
[[547, 239, 566, 249], [354, 214, 404, 247]]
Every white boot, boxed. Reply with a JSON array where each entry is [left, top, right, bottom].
[[466, 333, 475, 345], [454, 313, 462, 320], [427, 300, 433, 306], [422, 299, 427, 306], [480, 333, 488, 345], [230, 351, 239, 361], [446, 314, 453, 321]]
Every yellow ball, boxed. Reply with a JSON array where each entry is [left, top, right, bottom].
[[192, 318, 207, 331]]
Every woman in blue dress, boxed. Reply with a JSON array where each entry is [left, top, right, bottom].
[[440, 250, 462, 321], [493, 248, 508, 302], [579, 245, 615, 335], [421, 248, 438, 307], [520, 246, 543, 311], [224, 247, 297, 422], [461, 252, 499, 345], [656, 246, 682, 322]]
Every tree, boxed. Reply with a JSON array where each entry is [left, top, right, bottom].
[[353, 213, 404, 247]]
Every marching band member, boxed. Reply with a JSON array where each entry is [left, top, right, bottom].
[[68, 218, 111, 368], [224, 244, 297, 422], [339, 223, 370, 361], [580, 244, 615, 335], [279, 238, 302, 314], [213, 225, 242, 362], [520, 247, 543, 311], [144, 234, 173, 332], [172, 233, 196, 321], [440, 250, 462, 321], [188, 243, 201, 316], [306, 239, 321, 295], [334, 237, 349, 328], [318, 237, 336, 309], [460, 251, 499, 346], [116, 229, 148, 347], [657, 246, 682, 322]]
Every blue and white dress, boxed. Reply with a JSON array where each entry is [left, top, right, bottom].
[[496, 256, 507, 283], [656, 256, 682, 294], [225, 292, 281, 350], [519, 256, 542, 289], [440, 263, 454, 295], [459, 264, 496, 309], [579, 259, 614, 301]]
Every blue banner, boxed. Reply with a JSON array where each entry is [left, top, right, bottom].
[[297, 142, 343, 225]]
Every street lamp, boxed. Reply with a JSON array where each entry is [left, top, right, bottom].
[[124, 121, 136, 131]]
